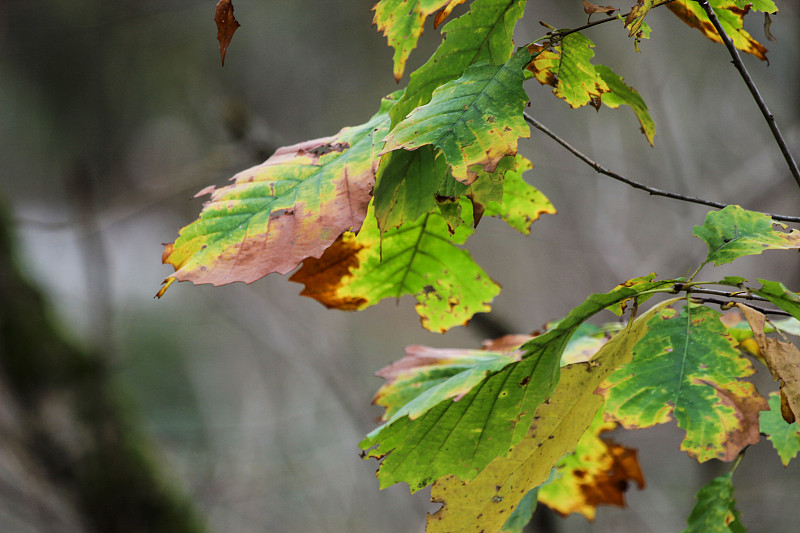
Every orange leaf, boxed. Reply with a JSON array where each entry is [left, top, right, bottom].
[[434, 0, 468, 29], [215, 0, 241, 66]]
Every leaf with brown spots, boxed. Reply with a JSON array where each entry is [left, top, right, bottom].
[[215, 0, 241, 66], [599, 304, 769, 462], [738, 304, 800, 424], [667, 0, 768, 61], [538, 410, 645, 520], [157, 92, 400, 297]]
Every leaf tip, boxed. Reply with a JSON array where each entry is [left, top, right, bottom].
[[155, 277, 177, 299]]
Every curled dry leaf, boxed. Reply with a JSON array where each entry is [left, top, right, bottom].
[[583, 0, 618, 19], [215, 0, 241, 66]]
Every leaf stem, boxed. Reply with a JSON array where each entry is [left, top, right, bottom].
[[695, 0, 800, 189], [523, 112, 800, 223]]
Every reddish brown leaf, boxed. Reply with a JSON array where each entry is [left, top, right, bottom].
[[583, 0, 618, 19], [215, 0, 241, 66], [433, 0, 468, 29]]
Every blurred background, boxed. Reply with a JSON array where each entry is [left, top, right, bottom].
[[0, 1, 798, 532]]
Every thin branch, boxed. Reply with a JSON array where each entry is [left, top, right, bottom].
[[539, 0, 677, 42], [523, 112, 800, 223], [689, 296, 792, 317], [696, 0, 800, 189], [684, 287, 770, 303]]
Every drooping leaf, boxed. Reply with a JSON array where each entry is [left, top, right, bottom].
[[158, 92, 400, 297], [214, 0, 241, 66], [527, 32, 609, 109], [390, 0, 528, 127], [290, 200, 500, 332], [682, 472, 746, 533], [583, 0, 618, 18], [738, 304, 800, 424], [600, 304, 769, 462], [373, 146, 448, 232], [667, 0, 768, 61], [426, 304, 658, 532], [359, 275, 674, 492], [734, 0, 777, 12], [483, 155, 556, 234], [692, 205, 800, 267], [382, 49, 531, 184], [500, 487, 538, 533], [752, 280, 800, 321], [760, 392, 800, 465], [624, 0, 655, 37], [373, 0, 461, 82], [537, 410, 645, 520], [595, 64, 656, 146]]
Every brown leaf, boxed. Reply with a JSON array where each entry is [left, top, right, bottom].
[[433, 0, 468, 29], [215, 0, 241, 66], [583, 0, 618, 19], [738, 304, 800, 424]]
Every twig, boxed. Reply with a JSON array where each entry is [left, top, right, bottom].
[[523, 112, 800, 223], [540, 0, 677, 42], [684, 287, 769, 303], [689, 297, 792, 317], [696, 0, 800, 189]]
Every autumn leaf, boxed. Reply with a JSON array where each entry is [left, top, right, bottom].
[[595, 64, 656, 146], [527, 33, 610, 109], [693, 205, 800, 267], [583, 0, 618, 19], [214, 0, 241, 66], [158, 92, 399, 296], [738, 304, 800, 424], [373, 0, 459, 82], [390, 0, 527, 128], [734, 0, 777, 12], [760, 392, 800, 465], [667, 0, 768, 61], [382, 48, 531, 184], [600, 304, 769, 462], [752, 280, 800, 321], [434, 0, 469, 28], [359, 275, 674, 492], [538, 410, 645, 520], [500, 487, 538, 533], [483, 155, 556, 234], [682, 472, 745, 533], [426, 302, 658, 532], [624, 0, 655, 37], [290, 200, 500, 332]]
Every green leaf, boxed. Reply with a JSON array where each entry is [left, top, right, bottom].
[[595, 65, 656, 146], [157, 92, 401, 297], [752, 280, 800, 321], [527, 32, 609, 109], [382, 49, 531, 184], [760, 392, 800, 466], [693, 205, 800, 266], [483, 155, 556, 234], [600, 304, 768, 462], [373, 146, 447, 232], [372, 0, 455, 82], [667, 0, 768, 61], [426, 304, 658, 532], [290, 200, 500, 332], [683, 472, 746, 533], [359, 275, 674, 491], [733, 0, 777, 13], [390, 0, 527, 127]]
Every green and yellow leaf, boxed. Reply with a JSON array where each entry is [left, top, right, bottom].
[[390, 0, 527, 127], [752, 280, 800, 321], [483, 155, 556, 234], [760, 392, 800, 466], [158, 92, 400, 296], [426, 304, 658, 532], [734, 0, 777, 12], [693, 205, 800, 267], [382, 49, 531, 184], [682, 472, 746, 533], [600, 304, 769, 462], [527, 32, 609, 109], [595, 64, 656, 146], [373, 0, 456, 82], [290, 200, 500, 332], [624, 0, 655, 37], [667, 0, 768, 61], [359, 275, 674, 492]]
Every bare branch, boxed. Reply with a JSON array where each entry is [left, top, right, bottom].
[[540, 0, 677, 42], [696, 0, 800, 189], [523, 112, 800, 223]]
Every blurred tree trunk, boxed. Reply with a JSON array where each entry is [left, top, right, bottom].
[[0, 200, 204, 533]]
